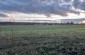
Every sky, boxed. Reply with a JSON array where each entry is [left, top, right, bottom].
[[0, 0, 85, 22]]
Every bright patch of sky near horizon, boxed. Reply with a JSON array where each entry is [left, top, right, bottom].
[[0, 0, 85, 22]]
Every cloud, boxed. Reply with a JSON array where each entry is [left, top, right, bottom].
[[0, 12, 7, 17], [79, 2, 85, 10], [0, 0, 85, 16]]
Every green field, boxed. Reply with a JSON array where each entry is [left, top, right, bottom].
[[0, 24, 85, 55]]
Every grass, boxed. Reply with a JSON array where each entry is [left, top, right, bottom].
[[0, 24, 85, 55]]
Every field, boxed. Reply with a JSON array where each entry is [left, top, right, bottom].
[[0, 24, 85, 55]]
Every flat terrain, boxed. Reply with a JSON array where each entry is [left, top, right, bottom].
[[0, 24, 85, 55]]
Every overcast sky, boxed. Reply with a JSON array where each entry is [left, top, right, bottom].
[[0, 0, 85, 22]]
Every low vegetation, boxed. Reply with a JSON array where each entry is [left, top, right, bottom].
[[0, 24, 85, 55]]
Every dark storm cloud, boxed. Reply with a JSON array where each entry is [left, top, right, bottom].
[[0, 0, 85, 16]]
